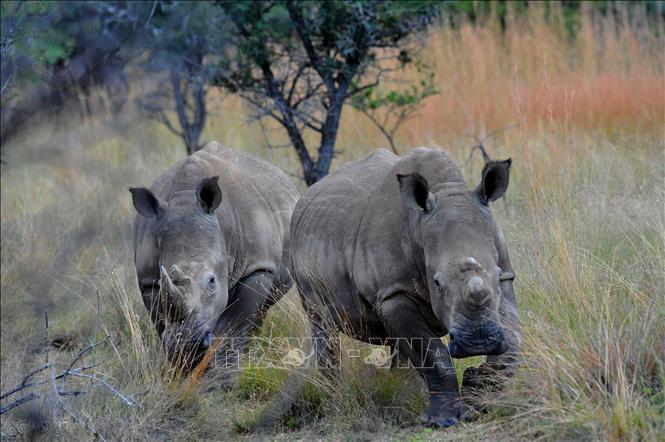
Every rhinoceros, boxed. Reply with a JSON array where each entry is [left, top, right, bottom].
[[289, 147, 521, 427], [130, 142, 299, 375]]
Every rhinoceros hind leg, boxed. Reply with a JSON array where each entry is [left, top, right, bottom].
[[295, 276, 344, 380], [461, 362, 514, 413], [461, 363, 500, 392]]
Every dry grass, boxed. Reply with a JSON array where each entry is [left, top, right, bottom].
[[1, 4, 663, 441]]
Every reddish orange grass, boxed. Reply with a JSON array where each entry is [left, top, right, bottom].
[[394, 4, 664, 143]]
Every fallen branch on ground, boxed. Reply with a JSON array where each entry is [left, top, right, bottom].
[[0, 313, 145, 440]]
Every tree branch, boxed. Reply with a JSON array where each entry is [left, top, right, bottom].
[[0, 393, 38, 415], [356, 106, 399, 154], [286, 62, 307, 106], [285, 1, 330, 86], [61, 335, 110, 390], [152, 110, 184, 138], [50, 366, 107, 442]]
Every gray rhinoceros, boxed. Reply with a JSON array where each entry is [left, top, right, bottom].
[[130, 142, 299, 374], [289, 147, 521, 427]]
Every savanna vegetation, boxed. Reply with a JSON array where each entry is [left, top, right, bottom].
[[1, 2, 663, 440]]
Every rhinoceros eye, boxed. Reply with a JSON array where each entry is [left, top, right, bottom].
[[207, 276, 216, 293]]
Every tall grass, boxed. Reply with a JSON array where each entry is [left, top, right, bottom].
[[1, 3, 663, 440], [400, 2, 664, 143]]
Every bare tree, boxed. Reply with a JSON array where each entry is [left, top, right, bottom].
[[141, 49, 207, 155], [133, 1, 227, 156], [170, 59, 207, 155]]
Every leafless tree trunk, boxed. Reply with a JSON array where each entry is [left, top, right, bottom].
[[143, 50, 207, 156], [171, 63, 206, 155], [172, 46, 207, 155]]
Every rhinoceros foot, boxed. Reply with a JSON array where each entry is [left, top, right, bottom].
[[420, 393, 475, 428]]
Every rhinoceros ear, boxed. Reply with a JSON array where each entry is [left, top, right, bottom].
[[397, 173, 436, 213], [475, 159, 511, 204], [196, 176, 222, 214], [129, 187, 167, 219]]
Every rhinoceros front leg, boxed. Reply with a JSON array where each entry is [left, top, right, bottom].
[[210, 271, 286, 388], [379, 294, 471, 428], [462, 274, 521, 395]]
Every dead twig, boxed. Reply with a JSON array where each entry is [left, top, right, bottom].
[[0, 393, 39, 415], [464, 124, 517, 166], [50, 366, 107, 442], [1, 317, 138, 441], [43, 311, 49, 365], [61, 335, 110, 390], [64, 371, 138, 408], [0, 338, 123, 413], [0, 364, 51, 400], [1, 363, 101, 402]]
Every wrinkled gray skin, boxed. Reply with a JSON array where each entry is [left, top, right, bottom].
[[290, 147, 521, 427], [130, 142, 298, 379]]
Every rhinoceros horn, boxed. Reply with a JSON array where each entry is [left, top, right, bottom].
[[160, 265, 187, 321], [467, 275, 490, 308]]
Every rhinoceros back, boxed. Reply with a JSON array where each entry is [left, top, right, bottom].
[[290, 147, 467, 306], [289, 148, 399, 297]]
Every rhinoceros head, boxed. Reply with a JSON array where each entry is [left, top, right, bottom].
[[397, 159, 512, 359], [130, 177, 228, 363]]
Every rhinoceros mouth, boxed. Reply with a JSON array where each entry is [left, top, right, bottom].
[[448, 328, 507, 358], [163, 329, 214, 362], [449, 339, 507, 358]]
